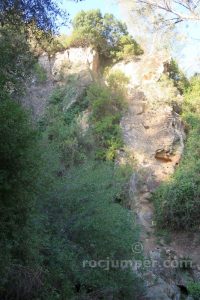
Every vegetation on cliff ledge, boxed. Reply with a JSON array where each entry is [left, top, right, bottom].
[[154, 74, 200, 230]]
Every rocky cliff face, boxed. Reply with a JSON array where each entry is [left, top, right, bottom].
[[113, 55, 200, 300], [112, 52, 185, 187], [113, 52, 185, 244], [39, 47, 99, 81], [22, 47, 99, 119], [23, 47, 193, 299]]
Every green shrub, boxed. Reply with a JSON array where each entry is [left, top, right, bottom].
[[184, 74, 200, 114], [113, 35, 144, 61], [106, 69, 130, 92], [167, 59, 189, 94], [0, 98, 43, 297], [187, 281, 200, 299], [0, 26, 34, 97], [36, 73, 143, 298], [39, 161, 143, 299], [66, 30, 92, 48], [31, 30, 65, 56], [86, 79, 127, 160], [33, 63, 47, 83], [153, 75, 200, 230], [41, 78, 92, 168], [55, 34, 72, 49]]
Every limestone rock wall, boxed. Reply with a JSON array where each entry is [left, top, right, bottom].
[[23, 47, 99, 119], [112, 52, 185, 186], [113, 53, 189, 300], [39, 47, 99, 82]]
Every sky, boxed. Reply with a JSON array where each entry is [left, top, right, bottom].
[[58, 0, 200, 77], [59, 0, 122, 33]]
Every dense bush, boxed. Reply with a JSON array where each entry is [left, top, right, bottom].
[[0, 97, 144, 300], [39, 161, 143, 299], [187, 281, 200, 300], [184, 74, 200, 114], [105, 69, 130, 92], [86, 71, 129, 160], [167, 59, 189, 94], [153, 75, 200, 230], [0, 25, 34, 97], [112, 35, 144, 61], [33, 63, 47, 83], [30, 69, 145, 298], [40, 76, 93, 168], [42, 70, 129, 164], [0, 98, 43, 298]]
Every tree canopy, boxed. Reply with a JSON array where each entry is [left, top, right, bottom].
[[68, 9, 143, 59], [0, 0, 68, 32]]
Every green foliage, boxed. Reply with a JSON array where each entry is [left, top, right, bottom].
[[31, 30, 68, 56], [86, 77, 127, 160], [0, 98, 43, 297], [39, 161, 143, 299], [41, 77, 92, 168], [64, 9, 143, 61], [0, 0, 67, 34], [33, 63, 47, 83], [184, 74, 200, 114], [43, 71, 128, 165], [56, 34, 72, 49], [106, 69, 130, 91], [187, 281, 200, 300], [167, 59, 189, 94], [0, 99, 142, 299], [0, 25, 34, 97], [0, 5, 144, 299], [153, 75, 200, 230], [112, 35, 144, 61]]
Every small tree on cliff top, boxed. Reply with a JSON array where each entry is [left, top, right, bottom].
[[69, 9, 143, 59]]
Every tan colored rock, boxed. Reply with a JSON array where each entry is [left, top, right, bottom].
[[39, 47, 99, 82], [24, 47, 99, 119], [112, 51, 170, 87], [155, 149, 172, 162], [143, 192, 152, 200], [117, 56, 185, 183], [117, 54, 186, 289]]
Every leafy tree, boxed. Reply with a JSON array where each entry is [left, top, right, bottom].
[[0, 98, 41, 296], [0, 0, 68, 33], [112, 34, 144, 61], [69, 9, 143, 60], [167, 59, 189, 94], [0, 0, 82, 96], [0, 25, 34, 97]]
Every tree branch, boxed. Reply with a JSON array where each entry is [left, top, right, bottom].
[[136, 0, 200, 22]]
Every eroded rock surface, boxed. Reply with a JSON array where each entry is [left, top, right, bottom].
[[39, 47, 99, 81], [22, 47, 99, 119], [114, 53, 191, 300]]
